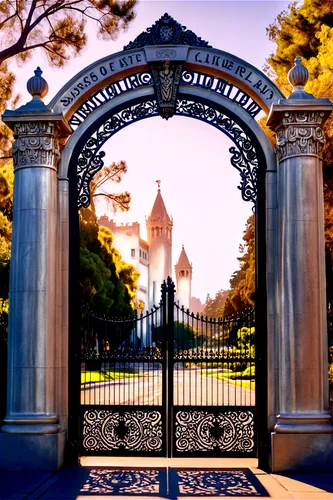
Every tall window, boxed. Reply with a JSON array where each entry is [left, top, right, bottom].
[[131, 249, 135, 257]]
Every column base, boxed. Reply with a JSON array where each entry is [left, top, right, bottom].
[[0, 431, 66, 470], [271, 432, 333, 472]]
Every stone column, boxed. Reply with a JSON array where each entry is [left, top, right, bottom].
[[0, 68, 71, 470], [267, 57, 333, 472]]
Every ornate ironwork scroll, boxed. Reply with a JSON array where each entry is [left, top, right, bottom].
[[176, 98, 258, 203], [124, 13, 211, 50], [77, 100, 158, 208], [76, 96, 258, 208], [82, 409, 163, 453], [69, 72, 153, 129], [68, 69, 262, 131], [174, 409, 255, 454]]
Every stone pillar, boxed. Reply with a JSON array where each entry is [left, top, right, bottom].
[[267, 57, 333, 472], [0, 68, 71, 470]]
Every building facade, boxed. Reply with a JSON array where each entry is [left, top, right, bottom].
[[98, 186, 193, 318]]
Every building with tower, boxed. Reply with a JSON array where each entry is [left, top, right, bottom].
[[145, 181, 173, 306], [174, 245, 192, 311], [98, 184, 196, 341]]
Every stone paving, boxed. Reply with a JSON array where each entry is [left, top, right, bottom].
[[0, 459, 332, 500]]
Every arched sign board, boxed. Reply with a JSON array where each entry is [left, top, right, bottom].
[[51, 44, 284, 119], [50, 14, 283, 211]]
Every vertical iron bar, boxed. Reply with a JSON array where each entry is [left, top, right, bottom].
[[167, 279, 175, 457], [161, 281, 167, 456]]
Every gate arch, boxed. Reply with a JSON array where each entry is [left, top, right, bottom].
[[54, 16, 277, 465], [2, 13, 332, 473]]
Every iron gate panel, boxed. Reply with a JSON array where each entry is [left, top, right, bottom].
[[79, 280, 256, 456], [80, 302, 167, 456], [170, 299, 256, 457]]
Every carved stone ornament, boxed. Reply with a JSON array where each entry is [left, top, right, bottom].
[[151, 60, 183, 119], [276, 111, 326, 161], [124, 13, 211, 50], [12, 121, 60, 171]]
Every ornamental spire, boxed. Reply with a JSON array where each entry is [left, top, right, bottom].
[[287, 56, 313, 100]]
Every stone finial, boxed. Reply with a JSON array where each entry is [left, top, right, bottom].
[[27, 67, 49, 99], [288, 56, 309, 89]]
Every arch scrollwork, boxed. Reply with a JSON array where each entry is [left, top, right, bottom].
[[76, 97, 258, 209], [77, 100, 158, 208]]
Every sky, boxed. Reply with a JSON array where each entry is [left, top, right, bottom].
[[10, 0, 291, 304]]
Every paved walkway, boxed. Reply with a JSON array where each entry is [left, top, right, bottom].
[[81, 369, 255, 406], [0, 458, 332, 500]]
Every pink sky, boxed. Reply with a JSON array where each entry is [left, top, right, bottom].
[[10, 1, 290, 303]]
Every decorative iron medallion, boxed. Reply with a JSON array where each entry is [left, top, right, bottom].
[[124, 13, 211, 50], [82, 409, 163, 453], [175, 409, 255, 454]]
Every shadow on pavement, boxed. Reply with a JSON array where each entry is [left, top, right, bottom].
[[28, 467, 268, 499]]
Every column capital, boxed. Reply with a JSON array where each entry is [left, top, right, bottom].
[[3, 113, 71, 173], [267, 100, 333, 162]]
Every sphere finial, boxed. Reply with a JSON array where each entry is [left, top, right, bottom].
[[288, 56, 309, 89], [27, 67, 49, 99]]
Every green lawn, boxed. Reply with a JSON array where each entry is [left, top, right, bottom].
[[202, 369, 255, 390], [81, 370, 140, 384]]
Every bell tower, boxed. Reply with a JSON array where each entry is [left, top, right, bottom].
[[175, 245, 192, 310], [146, 181, 173, 305]]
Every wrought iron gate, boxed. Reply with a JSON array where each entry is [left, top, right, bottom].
[[80, 279, 256, 457]]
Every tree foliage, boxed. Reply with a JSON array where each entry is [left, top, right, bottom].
[[266, 0, 333, 306], [0, 0, 136, 67], [0, 1, 138, 317], [223, 214, 255, 318], [0, 0, 137, 154], [202, 289, 229, 319], [80, 207, 139, 316], [90, 160, 131, 214]]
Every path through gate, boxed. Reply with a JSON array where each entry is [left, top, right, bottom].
[[80, 279, 256, 457]]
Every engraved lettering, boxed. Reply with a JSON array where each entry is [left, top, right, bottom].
[[212, 55, 220, 67], [246, 101, 261, 118], [245, 71, 253, 83], [260, 84, 270, 95], [195, 52, 202, 63], [204, 53, 211, 64], [109, 61, 115, 72], [233, 90, 249, 106], [90, 71, 98, 82], [235, 65, 246, 78], [203, 76, 213, 88], [136, 53, 142, 63], [119, 57, 129, 68], [221, 59, 234, 70], [83, 76, 91, 87], [60, 97, 72, 107], [253, 80, 262, 90], [100, 65, 107, 76], [77, 83, 84, 91]]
